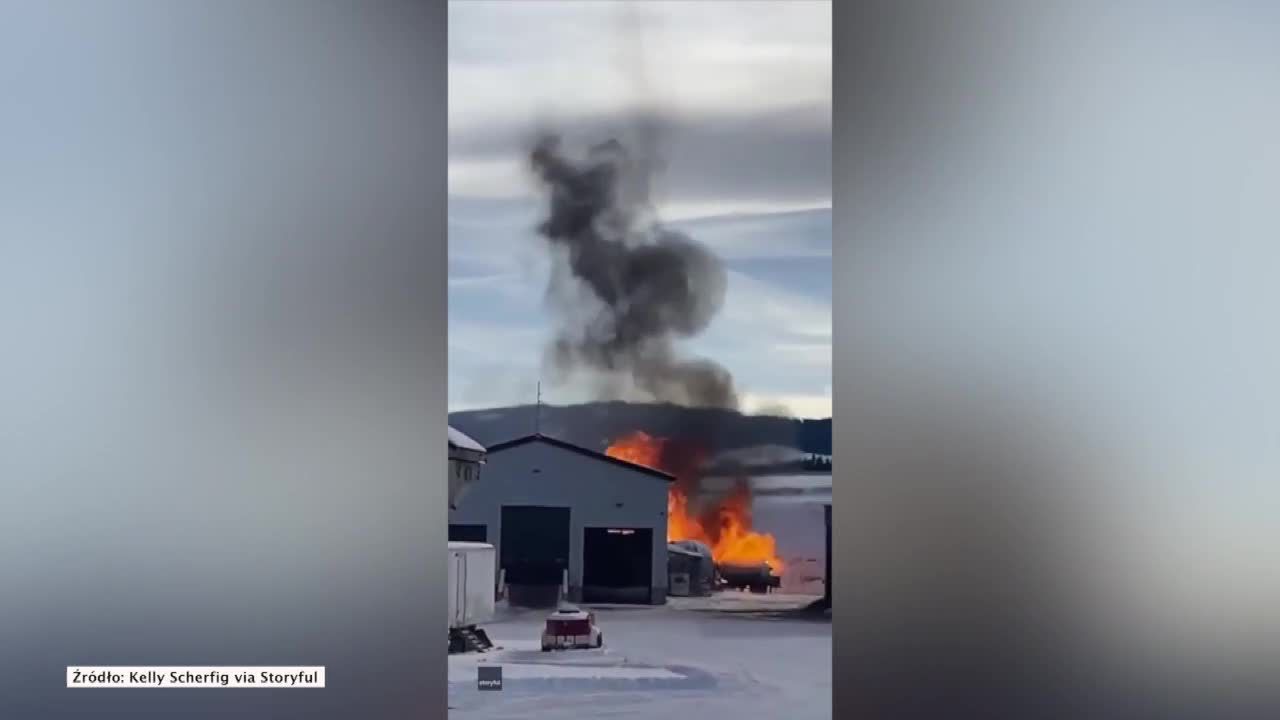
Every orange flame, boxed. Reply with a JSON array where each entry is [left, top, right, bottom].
[[605, 431, 785, 574]]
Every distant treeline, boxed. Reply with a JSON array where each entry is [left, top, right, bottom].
[[802, 454, 832, 472]]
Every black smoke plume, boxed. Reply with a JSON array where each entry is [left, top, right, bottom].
[[529, 134, 738, 410]]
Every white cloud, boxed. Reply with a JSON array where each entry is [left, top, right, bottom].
[[446, 272, 521, 290], [741, 392, 832, 419], [768, 342, 832, 369], [448, 1, 830, 127], [447, 321, 547, 362], [670, 207, 832, 260], [714, 268, 831, 341], [448, 1, 831, 218], [662, 201, 831, 225], [448, 157, 529, 198]]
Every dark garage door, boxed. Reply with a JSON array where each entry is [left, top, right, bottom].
[[582, 527, 653, 604], [500, 506, 570, 586], [449, 524, 487, 543]]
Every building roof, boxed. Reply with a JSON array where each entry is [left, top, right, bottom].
[[486, 433, 676, 482], [448, 426, 486, 453]]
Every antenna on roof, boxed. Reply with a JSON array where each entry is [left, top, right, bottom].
[[535, 381, 542, 436]]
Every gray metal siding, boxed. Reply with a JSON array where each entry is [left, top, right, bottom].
[[448, 439, 669, 603]]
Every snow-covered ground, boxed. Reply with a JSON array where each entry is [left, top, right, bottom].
[[448, 600, 831, 719], [449, 489, 832, 719]]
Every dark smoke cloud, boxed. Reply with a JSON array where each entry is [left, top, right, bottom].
[[529, 134, 738, 409]]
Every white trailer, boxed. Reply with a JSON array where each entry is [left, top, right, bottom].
[[448, 541, 496, 652]]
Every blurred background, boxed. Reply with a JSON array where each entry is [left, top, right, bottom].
[[840, 2, 1279, 717], [0, 3, 447, 718]]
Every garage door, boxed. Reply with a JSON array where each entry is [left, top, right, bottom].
[[582, 527, 653, 604], [500, 506, 570, 586]]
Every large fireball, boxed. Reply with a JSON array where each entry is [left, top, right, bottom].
[[606, 431, 785, 574]]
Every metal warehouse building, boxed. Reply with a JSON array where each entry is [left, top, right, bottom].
[[448, 433, 674, 606]]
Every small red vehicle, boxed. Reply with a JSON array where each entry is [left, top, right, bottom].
[[540, 605, 604, 651]]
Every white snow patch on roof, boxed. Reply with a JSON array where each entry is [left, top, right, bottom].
[[448, 426, 486, 452]]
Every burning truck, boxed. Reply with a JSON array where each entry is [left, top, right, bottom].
[[668, 540, 780, 595], [717, 561, 782, 594]]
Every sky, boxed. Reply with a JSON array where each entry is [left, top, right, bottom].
[[447, 1, 832, 417]]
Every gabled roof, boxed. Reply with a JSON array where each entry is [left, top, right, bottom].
[[486, 433, 675, 482]]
